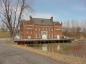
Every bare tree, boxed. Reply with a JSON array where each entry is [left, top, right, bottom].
[[0, 23, 8, 31], [0, 0, 32, 38]]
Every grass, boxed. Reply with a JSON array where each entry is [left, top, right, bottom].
[[13, 44, 86, 64], [61, 44, 73, 51], [0, 31, 10, 38], [58, 43, 74, 54]]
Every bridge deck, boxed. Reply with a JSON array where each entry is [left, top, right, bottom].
[[14, 38, 74, 45]]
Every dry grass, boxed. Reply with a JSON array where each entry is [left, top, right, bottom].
[[12, 44, 86, 64], [0, 32, 10, 38]]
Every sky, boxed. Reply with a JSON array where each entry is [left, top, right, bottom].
[[29, 0, 86, 22], [0, 0, 86, 26]]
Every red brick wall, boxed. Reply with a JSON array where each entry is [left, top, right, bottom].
[[20, 21, 63, 39]]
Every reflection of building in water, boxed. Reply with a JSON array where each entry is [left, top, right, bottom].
[[20, 16, 63, 39]]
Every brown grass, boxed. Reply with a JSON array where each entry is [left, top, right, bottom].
[[0, 32, 10, 38], [12, 44, 86, 64]]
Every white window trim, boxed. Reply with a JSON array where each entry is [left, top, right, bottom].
[[56, 29, 62, 30], [28, 36, 31, 39]]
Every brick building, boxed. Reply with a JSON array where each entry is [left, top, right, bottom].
[[20, 16, 63, 39]]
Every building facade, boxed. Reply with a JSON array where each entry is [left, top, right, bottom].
[[20, 16, 63, 39]]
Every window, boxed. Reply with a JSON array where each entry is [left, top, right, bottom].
[[35, 34, 38, 38], [57, 35, 60, 39], [51, 29, 53, 31], [56, 29, 62, 30], [26, 28, 32, 30], [28, 36, 31, 39], [35, 28, 37, 31]]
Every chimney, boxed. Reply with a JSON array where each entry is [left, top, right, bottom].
[[29, 16, 32, 20], [50, 16, 53, 22], [61, 22, 62, 25]]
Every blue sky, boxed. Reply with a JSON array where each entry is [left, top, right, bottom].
[[30, 0, 86, 21]]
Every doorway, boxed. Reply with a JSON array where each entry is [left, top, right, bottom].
[[41, 31, 48, 39]]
